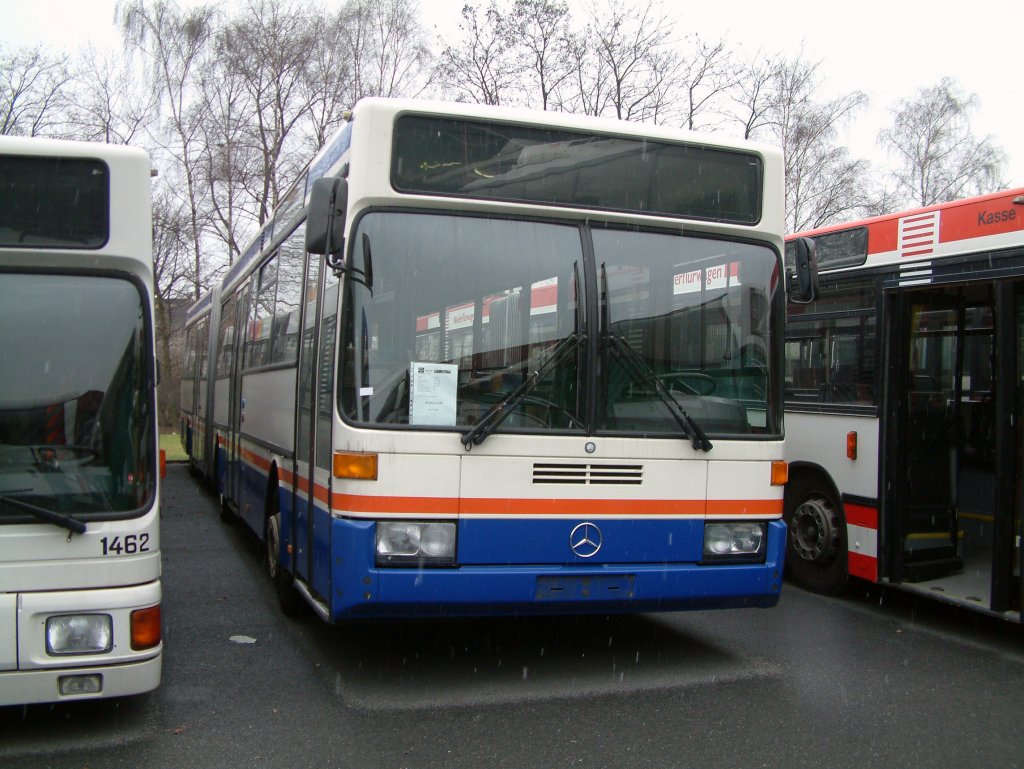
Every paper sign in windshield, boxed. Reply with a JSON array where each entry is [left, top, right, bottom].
[[409, 362, 458, 426]]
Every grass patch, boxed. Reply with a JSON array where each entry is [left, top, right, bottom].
[[160, 433, 188, 462]]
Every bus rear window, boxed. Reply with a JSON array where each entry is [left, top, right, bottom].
[[391, 115, 762, 225], [0, 155, 109, 248]]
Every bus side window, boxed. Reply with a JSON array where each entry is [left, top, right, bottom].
[[270, 225, 305, 366], [785, 281, 876, 407], [249, 256, 279, 369]]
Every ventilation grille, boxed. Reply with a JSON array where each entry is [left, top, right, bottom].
[[533, 463, 643, 485]]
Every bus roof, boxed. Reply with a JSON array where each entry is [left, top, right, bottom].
[[352, 97, 782, 157], [214, 96, 786, 303], [787, 188, 1024, 271]]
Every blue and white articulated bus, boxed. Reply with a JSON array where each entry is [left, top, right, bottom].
[[181, 98, 814, 623]]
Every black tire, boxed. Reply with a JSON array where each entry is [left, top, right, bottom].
[[219, 493, 236, 524], [784, 474, 848, 595], [264, 487, 308, 618]]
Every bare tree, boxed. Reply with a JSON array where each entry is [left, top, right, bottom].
[[508, 0, 576, 110], [303, 11, 357, 152], [151, 188, 196, 429], [731, 50, 778, 140], [119, 0, 218, 300], [575, 0, 682, 122], [198, 52, 261, 265], [879, 77, 1006, 207], [745, 53, 870, 231], [217, 0, 315, 225], [355, 0, 434, 99], [436, 1, 523, 105], [0, 44, 72, 137], [562, 18, 612, 117], [67, 45, 157, 145], [674, 36, 733, 132], [303, 0, 433, 153], [857, 184, 905, 220]]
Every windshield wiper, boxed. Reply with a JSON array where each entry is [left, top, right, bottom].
[[0, 493, 87, 535], [605, 334, 713, 452], [599, 262, 711, 452], [461, 332, 586, 449]]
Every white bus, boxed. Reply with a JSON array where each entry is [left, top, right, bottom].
[[182, 98, 811, 622], [784, 188, 1024, 620], [0, 136, 162, 704]]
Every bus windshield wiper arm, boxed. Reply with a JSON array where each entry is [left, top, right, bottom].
[[0, 493, 87, 535], [606, 334, 713, 452], [461, 332, 586, 449]]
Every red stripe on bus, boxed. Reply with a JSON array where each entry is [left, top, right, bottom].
[[255, 462, 782, 520], [844, 502, 878, 530], [278, 466, 296, 487], [706, 499, 783, 516], [328, 494, 779, 518], [328, 493, 459, 516], [847, 550, 878, 582]]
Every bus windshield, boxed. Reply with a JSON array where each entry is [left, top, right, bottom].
[[339, 212, 780, 437], [0, 274, 154, 520]]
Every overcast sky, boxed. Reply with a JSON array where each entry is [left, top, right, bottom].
[[2, 0, 1021, 188]]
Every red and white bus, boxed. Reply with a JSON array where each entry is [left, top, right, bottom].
[[784, 188, 1024, 620]]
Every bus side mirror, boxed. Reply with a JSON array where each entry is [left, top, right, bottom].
[[789, 236, 818, 304], [306, 177, 348, 262]]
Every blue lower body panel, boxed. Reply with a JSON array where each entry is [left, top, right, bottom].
[[325, 518, 786, 621]]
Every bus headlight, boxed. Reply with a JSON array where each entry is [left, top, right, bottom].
[[703, 522, 767, 562], [376, 522, 456, 566], [46, 614, 113, 655]]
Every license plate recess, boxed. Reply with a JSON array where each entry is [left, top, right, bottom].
[[536, 574, 636, 601]]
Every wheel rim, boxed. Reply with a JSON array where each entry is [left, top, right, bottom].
[[266, 513, 281, 579], [791, 497, 839, 564]]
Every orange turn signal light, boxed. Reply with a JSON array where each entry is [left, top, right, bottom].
[[333, 451, 378, 480], [771, 460, 789, 486], [847, 431, 858, 460], [131, 605, 161, 651]]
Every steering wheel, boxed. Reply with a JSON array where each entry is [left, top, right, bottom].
[[658, 372, 717, 396], [32, 444, 96, 467], [515, 395, 584, 429]]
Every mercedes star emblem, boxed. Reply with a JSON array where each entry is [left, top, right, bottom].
[[569, 522, 603, 558]]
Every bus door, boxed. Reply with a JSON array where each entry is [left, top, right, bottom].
[[226, 285, 249, 507], [1002, 283, 1024, 613], [889, 290, 968, 583], [292, 251, 338, 603], [308, 270, 340, 599], [190, 317, 209, 468], [292, 248, 322, 585], [889, 284, 1012, 607]]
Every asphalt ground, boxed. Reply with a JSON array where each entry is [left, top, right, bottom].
[[2, 463, 1023, 769]]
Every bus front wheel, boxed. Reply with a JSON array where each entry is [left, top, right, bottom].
[[784, 475, 848, 595], [264, 491, 307, 618]]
